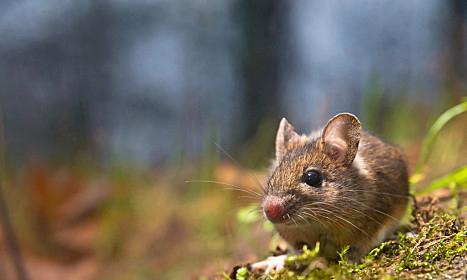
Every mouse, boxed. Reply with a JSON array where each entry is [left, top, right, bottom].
[[251, 113, 409, 273]]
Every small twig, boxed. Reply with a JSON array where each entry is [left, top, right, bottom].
[[0, 106, 28, 280]]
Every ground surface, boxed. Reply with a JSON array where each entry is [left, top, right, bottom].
[[227, 191, 467, 280]]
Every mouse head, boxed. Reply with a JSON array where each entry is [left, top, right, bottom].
[[262, 113, 362, 225]]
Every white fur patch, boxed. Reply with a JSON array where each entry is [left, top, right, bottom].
[[251, 254, 287, 274], [352, 153, 370, 178]]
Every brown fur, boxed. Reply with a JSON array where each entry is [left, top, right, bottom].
[[264, 113, 409, 261]]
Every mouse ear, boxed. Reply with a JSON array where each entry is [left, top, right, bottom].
[[275, 118, 299, 162], [321, 113, 361, 166]]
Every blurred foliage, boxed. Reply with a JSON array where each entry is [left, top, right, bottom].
[[361, 74, 384, 135], [238, 117, 276, 169], [413, 100, 467, 176]]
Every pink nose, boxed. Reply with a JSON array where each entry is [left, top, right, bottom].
[[263, 196, 284, 223]]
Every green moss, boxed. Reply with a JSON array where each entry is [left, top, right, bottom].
[[227, 210, 466, 280], [284, 243, 320, 270], [236, 267, 249, 280]]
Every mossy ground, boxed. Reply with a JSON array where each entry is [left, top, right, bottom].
[[227, 196, 467, 280]]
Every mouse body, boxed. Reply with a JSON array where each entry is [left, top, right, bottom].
[[259, 113, 409, 264]]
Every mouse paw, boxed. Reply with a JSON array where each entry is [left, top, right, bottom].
[[251, 254, 287, 274]]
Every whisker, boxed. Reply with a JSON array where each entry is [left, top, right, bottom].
[[301, 206, 370, 238], [302, 205, 343, 218], [294, 212, 307, 224], [185, 179, 262, 198], [294, 214, 307, 225], [331, 213, 370, 238], [303, 201, 411, 238], [237, 195, 260, 200], [301, 207, 346, 229], [247, 206, 263, 215], [291, 216, 298, 227], [300, 207, 336, 224], [298, 210, 328, 229], [223, 188, 261, 199], [337, 196, 401, 222], [213, 142, 266, 194], [304, 201, 385, 226], [304, 197, 402, 223]]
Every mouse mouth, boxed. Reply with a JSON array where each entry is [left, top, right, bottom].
[[262, 195, 298, 225], [269, 212, 309, 226]]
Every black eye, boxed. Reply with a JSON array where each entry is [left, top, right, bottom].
[[301, 170, 322, 187]]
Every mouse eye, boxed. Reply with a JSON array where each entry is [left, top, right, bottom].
[[301, 170, 322, 187]]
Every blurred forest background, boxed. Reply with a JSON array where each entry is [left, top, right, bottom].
[[0, 1, 465, 279]]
